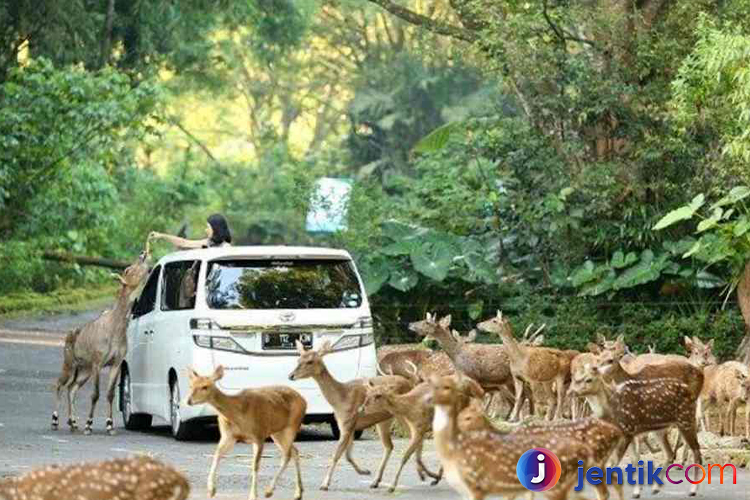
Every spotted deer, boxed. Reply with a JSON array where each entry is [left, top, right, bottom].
[[363, 373, 485, 491], [426, 375, 602, 500], [410, 313, 530, 420], [0, 456, 189, 500], [51, 242, 151, 435], [569, 364, 703, 498], [288, 340, 412, 491], [686, 336, 750, 435], [186, 366, 306, 500], [477, 311, 572, 421]]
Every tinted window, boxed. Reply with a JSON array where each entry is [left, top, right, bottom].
[[205, 259, 363, 310], [133, 266, 161, 317], [161, 261, 201, 311]]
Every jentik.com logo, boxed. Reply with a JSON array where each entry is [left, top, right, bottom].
[[516, 448, 562, 492]]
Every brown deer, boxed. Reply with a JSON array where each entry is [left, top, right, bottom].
[[410, 313, 529, 420], [378, 349, 434, 382], [363, 373, 485, 491], [0, 456, 189, 500], [288, 340, 412, 491], [426, 374, 601, 500], [186, 365, 306, 500], [477, 311, 572, 421], [569, 364, 703, 498], [51, 242, 151, 435]]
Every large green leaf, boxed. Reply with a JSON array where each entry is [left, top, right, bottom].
[[612, 253, 669, 290], [359, 257, 391, 295], [412, 121, 465, 154], [710, 186, 750, 210], [410, 239, 455, 281], [652, 194, 705, 230], [388, 269, 419, 292], [570, 260, 598, 286], [381, 239, 418, 256], [579, 270, 617, 296], [611, 251, 638, 269], [381, 219, 426, 240], [696, 207, 723, 232]]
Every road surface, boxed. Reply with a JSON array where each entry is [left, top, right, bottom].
[[1, 306, 749, 499]]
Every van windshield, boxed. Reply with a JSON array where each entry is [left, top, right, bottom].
[[205, 259, 364, 310]]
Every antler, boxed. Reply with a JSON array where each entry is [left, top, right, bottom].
[[405, 360, 421, 381]]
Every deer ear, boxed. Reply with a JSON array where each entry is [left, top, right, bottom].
[[467, 329, 477, 342], [212, 365, 225, 381], [367, 380, 376, 389], [439, 315, 452, 329], [707, 338, 715, 349], [496, 310, 503, 320], [532, 335, 544, 346], [586, 342, 600, 354], [615, 334, 625, 345], [295, 340, 305, 354], [683, 336, 693, 349], [187, 367, 199, 381], [596, 333, 606, 345], [425, 312, 433, 322]]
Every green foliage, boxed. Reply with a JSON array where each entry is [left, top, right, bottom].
[[0, 283, 117, 316]]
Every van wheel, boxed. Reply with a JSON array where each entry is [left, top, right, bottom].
[[170, 380, 198, 441], [120, 369, 152, 431], [329, 419, 363, 440]]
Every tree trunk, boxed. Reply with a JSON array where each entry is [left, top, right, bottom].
[[735, 261, 750, 363], [42, 251, 130, 270], [98, 0, 116, 68]]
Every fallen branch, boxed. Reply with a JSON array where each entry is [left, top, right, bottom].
[[42, 251, 131, 270]]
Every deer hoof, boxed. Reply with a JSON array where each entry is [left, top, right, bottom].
[[264, 488, 273, 498], [319, 485, 329, 491], [387, 486, 396, 493], [83, 428, 92, 435], [107, 428, 117, 436], [430, 478, 440, 486], [207, 483, 216, 497]]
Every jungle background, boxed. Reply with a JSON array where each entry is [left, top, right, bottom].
[[4, 0, 750, 358]]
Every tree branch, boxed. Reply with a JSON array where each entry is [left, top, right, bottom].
[[366, 0, 478, 42]]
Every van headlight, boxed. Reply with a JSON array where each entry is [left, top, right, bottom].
[[332, 335, 361, 351], [193, 335, 245, 353], [360, 333, 375, 347]]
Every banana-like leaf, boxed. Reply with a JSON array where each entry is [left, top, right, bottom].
[[653, 194, 705, 230]]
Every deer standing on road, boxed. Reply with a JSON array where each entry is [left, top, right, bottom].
[[186, 365, 306, 500], [51, 243, 151, 435], [288, 340, 412, 491]]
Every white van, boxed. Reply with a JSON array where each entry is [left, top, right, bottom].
[[119, 246, 377, 440]]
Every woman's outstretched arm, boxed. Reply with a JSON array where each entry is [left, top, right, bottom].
[[149, 231, 207, 250]]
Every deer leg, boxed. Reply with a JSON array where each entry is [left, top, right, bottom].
[[68, 369, 91, 431], [553, 375, 566, 420], [344, 432, 371, 476], [321, 423, 355, 490], [53, 362, 75, 430], [746, 400, 749, 440], [650, 430, 674, 495], [370, 419, 394, 489], [250, 440, 265, 500], [696, 398, 707, 432], [104, 362, 122, 435], [266, 430, 295, 498], [509, 376, 525, 422], [677, 426, 702, 497], [207, 434, 236, 497], [388, 424, 423, 492], [415, 440, 441, 484], [83, 367, 101, 435], [729, 398, 741, 436]]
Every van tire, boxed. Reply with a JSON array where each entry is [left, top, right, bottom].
[[170, 379, 198, 441], [329, 419, 364, 440], [120, 368, 152, 431]]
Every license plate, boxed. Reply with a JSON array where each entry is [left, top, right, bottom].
[[262, 332, 312, 350]]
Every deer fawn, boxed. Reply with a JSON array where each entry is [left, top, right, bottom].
[[569, 364, 703, 498], [0, 456, 189, 500], [363, 373, 486, 491], [426, 375, 600, 500], [477, 311, 572, 421], [288, 340, 412, 491], [186, 366, 306, 500], [410, 313, 529, 420]]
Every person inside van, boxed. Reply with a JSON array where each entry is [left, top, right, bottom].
[[150, 213, 233, 250]]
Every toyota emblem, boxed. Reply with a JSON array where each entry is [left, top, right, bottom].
[[279, 312, 296, 323]]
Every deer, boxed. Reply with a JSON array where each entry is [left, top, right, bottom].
[[378, 349, 435, 382], [0, 456, 189, 500], [568, 343, 602, 419], [477, 311, 572, 421], [684, 336, 750, 435], [362, 372, 486, 492], [568, 363, 703, 498], [426, 374, 603, 500], [186, 365, 306, 500], [288, 340, 412, 491], [51, 241, 151, 435], [409, 313, 530, 420]]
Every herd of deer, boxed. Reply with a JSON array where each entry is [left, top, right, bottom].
[[3, 300, 749, 500]]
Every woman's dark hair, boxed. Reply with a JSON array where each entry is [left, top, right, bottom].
[[207, 213, 232, 246]]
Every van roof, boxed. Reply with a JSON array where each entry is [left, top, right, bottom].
[[155, 245, 353, 264]]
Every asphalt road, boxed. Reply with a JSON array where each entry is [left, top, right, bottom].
[[1, 306, 750, 500]]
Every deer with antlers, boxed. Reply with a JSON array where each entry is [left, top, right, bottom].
[[409, 313, 532, 420], [0, 456, 189, 500], [288, 340, 412, 491], [51, 241, 151, 435], [477, 311, 573, 421], [186, 365, 306, 500]]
